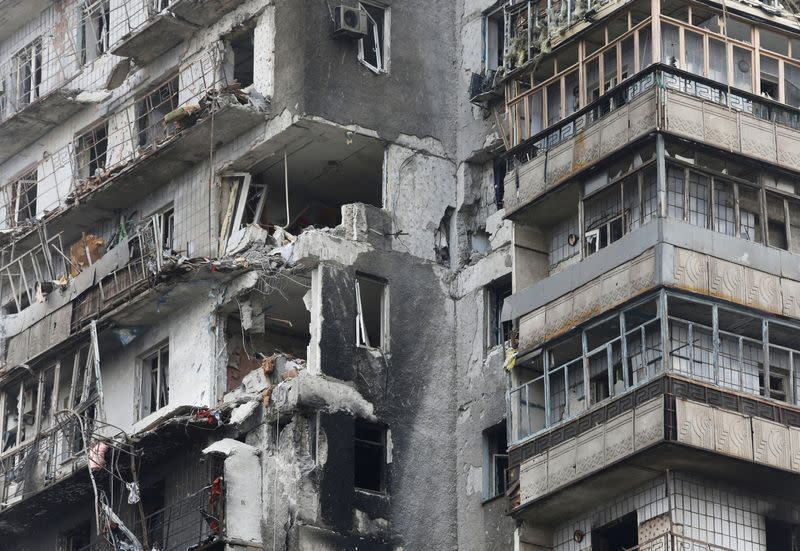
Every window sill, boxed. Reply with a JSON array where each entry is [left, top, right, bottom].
[[355, 487, 389, 498], [481, 493, 506, 506]]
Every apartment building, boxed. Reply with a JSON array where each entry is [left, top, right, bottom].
[[495, 0, 800, 547], [0, 1, 517, 550]]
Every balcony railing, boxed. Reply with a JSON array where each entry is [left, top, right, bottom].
[[505, 64, 800, 171], [0, 34, 80, 123], [509, 289, 800, 444]]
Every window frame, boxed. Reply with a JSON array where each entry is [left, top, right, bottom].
[[354, 420, 387, 494], [355, 274, 389, 351], [139, 342, 169, 419], [358, 1, 390, 74], [79, 0, 111, 66]]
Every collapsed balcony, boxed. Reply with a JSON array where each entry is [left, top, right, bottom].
[[110, 0, 249, 63]]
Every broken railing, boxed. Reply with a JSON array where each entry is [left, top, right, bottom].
[[0, 231, 67, 313], [0, 32, 80, 123], [0, 48, 231, 233], [505, 64, 800, 170], [631, 532, 733, 551]]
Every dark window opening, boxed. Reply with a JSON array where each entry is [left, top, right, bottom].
[[359, 2, 387, 72], [136, 76, 180, 149], [61, 520, 92, 551], [354, 421, 386, 493], [139, 479, 166, 548], [591, 512, 638, 551], [80, 1, 110, 65], [159, 207, 175, 252], [5, 168, 38, 226], [231, 28, 255, 88], [488, 275, 512, 348], [141, 344, 169, 418], [356, 275, 387, 350], [485, 8, 504, 71], [483, 421, 508, 500], [766, 518, 800, 551], [75, 123, 108, 180]]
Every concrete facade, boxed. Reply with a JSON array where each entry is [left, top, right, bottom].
[[0, 1, 515, 550]]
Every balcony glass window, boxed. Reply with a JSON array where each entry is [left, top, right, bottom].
[[509, 290, 800, 444]]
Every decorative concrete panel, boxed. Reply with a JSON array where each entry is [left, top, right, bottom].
[[573, 122, 603, 170], [740, 117, 777, 163], [744, 266, 782, 314], [708, 257, 747, 304], [665, 92, 705, 141], [777, 126, 800, 172], [628, 91, 658, 140], [544, 294, 576, 342], [504, 155, 547, 214], [575, 425, 605, 478], [673, 248, 709, 294], [714, 408, 753, 461], [781, 279, 800, 319], [634, 396, 665, 451], [703, 102, 738, 151], [604, 410, 634, 466], [639, 513, 671, 542], [790, 426, 800, 473], [600, 109, 630, 158], [547, 439, 577, 492], [753, 417, 791, 470], [518, 309, 546, 354], [546, 140, 576, 187], [676, 398, 715, 451], [520, 453, 548, 504]]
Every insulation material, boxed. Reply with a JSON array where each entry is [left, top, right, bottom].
[[69, 234, 106, 276]]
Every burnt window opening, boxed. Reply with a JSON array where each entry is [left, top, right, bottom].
[[141, 343, 169, 418], [487, 275, 512, 348], [153, 0, 173, 11], [138, 479, 167, 548], [75, 123, 108, 180], [3, 168, 38, 227], [354, 421, 386, 493], [230, 27, 255, 88], [80, 0, 110, 65], [136, 76, 180, 149], [355, 275, 387, 350], [482, 421, 508, 500], [591, 512, 638, 551], [358, 2, 388, 73], [766, 518, 800, 551], [60, 520, 92, 551], [157, 206, 175, 252]]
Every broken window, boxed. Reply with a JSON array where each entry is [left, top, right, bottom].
[[592, 512, 638, 551], [9, 39, 42, 113], [355, 275, 387, 350], [767, 192, 789, 250], [482, 422, 508, 500], [766, 518, 800, 551], [136, 76, 180, 149], [487, 275, 512, 348], [80, 0, 110, 65], [230, 26, 255, 88], [358, 2, 388, 73], [2, 168, 38, 227], [156, 206, 175, 252], [75, 122, 108, 181], [548, 215, 579, 270], [584, 185, 624, 256], [739, 185, 762, 242], [141, 343, 169, 418], [484, 7, 504, 71], [354, 421, 386, 493], [60, 520, 92, 551]]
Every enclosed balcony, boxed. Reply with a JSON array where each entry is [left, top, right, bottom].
[[507, 288, 800, 521]]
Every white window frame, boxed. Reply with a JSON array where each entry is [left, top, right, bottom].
[[79, 0, 110, 65], [355, 275, 388, 350], [483, 6, 505, 71], [358, 1, 390, 74], [140, 342, 169, 419]]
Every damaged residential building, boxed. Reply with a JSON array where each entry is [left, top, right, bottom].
[[493, 0, 800, 546], [0, 0, 518, 550]]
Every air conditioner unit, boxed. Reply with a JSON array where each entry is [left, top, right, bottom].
[[334, 5, 368, 38]]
